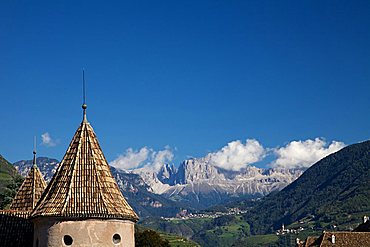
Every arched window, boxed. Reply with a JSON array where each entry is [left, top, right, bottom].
[[113, 233, 121, 244], [63, 235, 73, 246]]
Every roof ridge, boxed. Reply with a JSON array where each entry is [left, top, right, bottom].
[[61, 125, 82, 214], [32, 167, 35, 209]]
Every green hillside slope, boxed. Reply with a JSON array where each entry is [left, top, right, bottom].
[[0, 155, 23, 209], [245, 140, 370, 234]]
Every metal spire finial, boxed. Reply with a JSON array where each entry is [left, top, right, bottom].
[[82, 69, 87, 122], [33, 136, 37, 168]]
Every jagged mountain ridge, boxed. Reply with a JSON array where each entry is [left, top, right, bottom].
[[109, 166, 191, 217], [133, 157, 303, 209], [13, 157, 59, 182], [13, 156, 303, 211]]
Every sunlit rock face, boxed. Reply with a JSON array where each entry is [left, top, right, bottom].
[[132, 158, 303, 209]]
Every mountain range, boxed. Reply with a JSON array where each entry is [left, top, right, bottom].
[[13, 157, 59, 182], [132, 157, 302, 209], [11, 155, 302, 214]]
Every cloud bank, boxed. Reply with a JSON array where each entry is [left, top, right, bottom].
[[109, 138, 345, 172], [110, 146, 174, 171], [272, 138, 345, 169], [41, 132, 57, 147], [208, 139, 265, 171]]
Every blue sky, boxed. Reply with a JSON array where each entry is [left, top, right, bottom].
[[1, 1, 369, 168]]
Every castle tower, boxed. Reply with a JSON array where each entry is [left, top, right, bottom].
[[10, 148, 47, 211], [31, 103, 138, 247], [0, 147, 47, 247]]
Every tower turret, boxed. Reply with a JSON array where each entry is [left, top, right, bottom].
[[31, 76, 138, 247], [10, 142, 47, 212], [0, 143, 47, 247]]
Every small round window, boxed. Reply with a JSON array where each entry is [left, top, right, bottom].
[[113, 233, 121, 244], [63, 235, 73, 246]]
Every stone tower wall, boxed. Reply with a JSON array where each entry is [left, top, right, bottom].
[[33, 218, 134, 247]]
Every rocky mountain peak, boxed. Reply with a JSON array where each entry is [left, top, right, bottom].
[[131, 157, 304, 209], [158, 163, 177, 185], [174, 157, 222, 184]]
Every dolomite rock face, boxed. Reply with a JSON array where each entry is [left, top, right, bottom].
[[158, 163, 176, 185], [174, 158, 221, 184], [132, 157, 303, 209], [33, 218, 134, 247]]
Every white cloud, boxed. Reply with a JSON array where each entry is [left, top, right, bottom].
[[151, 146, 174, 171], [41, 132, 57, 147], [110, 147, 150, 170], [110, 146, 174, 171], [272, 138, 346, 169], [208, 139, 265, 171], [109, 138, 345, 172]]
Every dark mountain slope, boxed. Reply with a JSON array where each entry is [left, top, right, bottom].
[[0, 155, 23, 209], [110, 166, 191, 218], [245, 140, 370, 234]]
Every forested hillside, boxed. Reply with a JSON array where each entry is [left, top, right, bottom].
[[244, 140, 370, 234], [0, 155, 23, 209]]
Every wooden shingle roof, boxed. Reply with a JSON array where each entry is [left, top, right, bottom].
[[9, 154, 47, 211], [31, 110, 138, 222], [318, 232, 370, 247], [303, 236, 319, 247], [0, 210, 33, 247]]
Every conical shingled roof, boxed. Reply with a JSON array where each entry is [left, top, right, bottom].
[[31, 111, 138, 222], [10, 157, 47, 211]]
